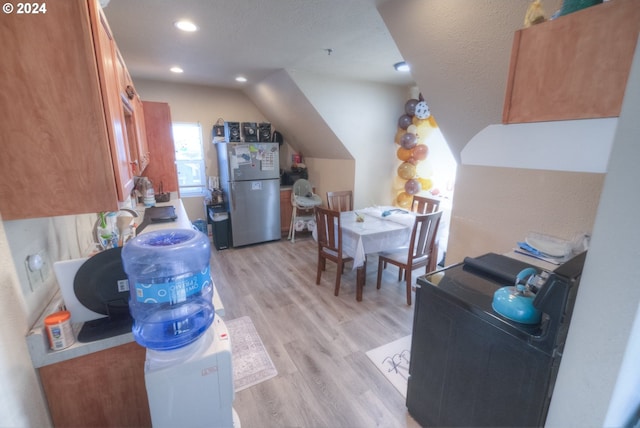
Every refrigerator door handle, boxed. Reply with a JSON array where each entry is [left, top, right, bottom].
[[230, 182, 236, 212]]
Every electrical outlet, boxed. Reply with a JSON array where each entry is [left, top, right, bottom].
[[25, 250, 50, 292]]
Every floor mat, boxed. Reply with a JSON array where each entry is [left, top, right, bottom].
[[365, 335, 412, 398], [226, 316, 278, 392]]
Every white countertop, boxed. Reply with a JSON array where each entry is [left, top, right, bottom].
[[27, 286, 225, 368], [27, 199, 225, 368]]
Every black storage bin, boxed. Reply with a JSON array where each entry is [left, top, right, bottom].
[[207, 203, 230, 250], [212, 215, 230, 250]]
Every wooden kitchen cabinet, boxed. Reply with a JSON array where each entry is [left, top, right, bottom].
[[502, 0, 640, 123], [39, 342, 151, 427], [0, 0, 142, 220], [280, 188, 293, 235], [142, 102, 179, 194], [117, 51, 150, 175], [90, 0, 135, 200], [131, 95, 150, 174]]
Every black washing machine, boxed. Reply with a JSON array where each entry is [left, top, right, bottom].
[[407, 252, 586, 427]]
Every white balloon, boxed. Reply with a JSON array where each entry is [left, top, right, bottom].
[[415, 101, 431, 120]]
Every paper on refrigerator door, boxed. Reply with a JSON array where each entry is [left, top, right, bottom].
[[261, 151, 275, 170]]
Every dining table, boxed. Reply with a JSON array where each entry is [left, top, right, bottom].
[[340, 206, 417, 301]]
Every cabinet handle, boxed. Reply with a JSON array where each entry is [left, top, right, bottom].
[[125, 85, 135, 100]]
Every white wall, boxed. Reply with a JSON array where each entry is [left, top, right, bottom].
[[0, 218, 51, 427], [0, 213, 97, 427], [545, 40, 640, 428], [290, 72, 408, 209]]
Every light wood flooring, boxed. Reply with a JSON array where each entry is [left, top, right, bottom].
[[211, 234, 422, 428]]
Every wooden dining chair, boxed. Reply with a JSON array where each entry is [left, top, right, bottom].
[[409, 195, 441, 272], [411, 195, 440, 214], [314, 206, 353, 296], [376, 210, 442, 305], [326, 190, 353, 212]]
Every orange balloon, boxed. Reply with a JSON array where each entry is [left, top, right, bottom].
[[412, 144, 429, 161], [397, 162, 416, 180], [397, 147, 412, 161], [396, 192, 413, 209], [428, 115, 438, 128]]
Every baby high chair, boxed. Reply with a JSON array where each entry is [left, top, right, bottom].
[[288, 179, 322, 243]]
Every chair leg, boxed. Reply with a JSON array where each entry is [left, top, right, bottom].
[[397, 267, 403, 282], [316, 253, 323, 285], [289, 207, 297, 242], [334, 261, 342, 296], [405, 268, 412, 305]]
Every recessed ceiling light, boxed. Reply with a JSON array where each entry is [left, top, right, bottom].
[[394, 61, 410, 72], [235, 76, 247, 83], [170, 66, 184, 74], [174, 20, 198, 32]]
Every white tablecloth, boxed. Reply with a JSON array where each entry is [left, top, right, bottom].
[[340, 207, 416, 268]]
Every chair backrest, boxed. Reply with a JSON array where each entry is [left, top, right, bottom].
[[326, 190, 353, 212], [293, 179, 313, 197], [411, 195, 440, 214], [409, 211, 442, 264], [315, 206, 343, 255]]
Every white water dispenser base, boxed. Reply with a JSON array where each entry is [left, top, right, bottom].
[[145, 317, 234, 427]]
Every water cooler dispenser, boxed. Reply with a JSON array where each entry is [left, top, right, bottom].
[[122, 228, 237, 427], [144, 317, 236, 428]]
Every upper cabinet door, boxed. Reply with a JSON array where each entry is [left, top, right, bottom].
[[0, 0, 120, 219], [0, 0, 143, 220], [88, 0, 135, 200], [116, 50, 150, 175], [502, 0, 640, 124]]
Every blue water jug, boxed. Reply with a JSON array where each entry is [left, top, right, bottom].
[[121, 228, 214, 350]]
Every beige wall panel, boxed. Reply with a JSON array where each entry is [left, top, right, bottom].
[[447, 165, 604, 264]]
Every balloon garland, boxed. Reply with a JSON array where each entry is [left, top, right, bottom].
[[393, 93, 438, 209]]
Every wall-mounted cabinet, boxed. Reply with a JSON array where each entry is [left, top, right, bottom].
[[502, 0, 640, 124], [117, 51, 150, 175], [0, 0, 145, 220], [142, 101, 179, 194]]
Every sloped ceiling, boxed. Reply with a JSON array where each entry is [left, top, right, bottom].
[[244, 70, 352, 160]]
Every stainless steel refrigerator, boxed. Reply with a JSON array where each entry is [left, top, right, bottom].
[[216, 142, 280, 247]]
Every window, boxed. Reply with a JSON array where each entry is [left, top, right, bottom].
[[173, 122, 206, 196]]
